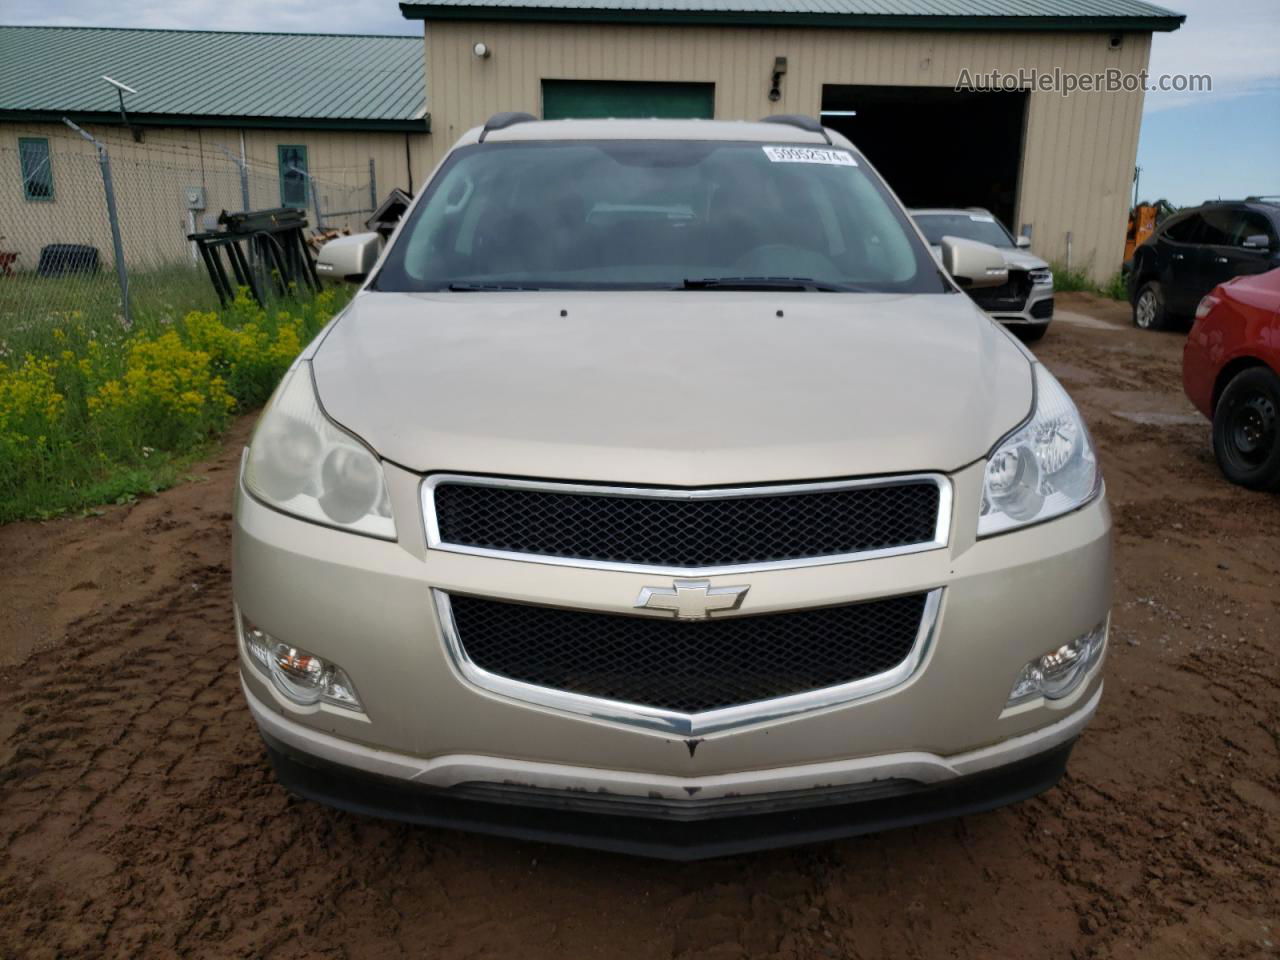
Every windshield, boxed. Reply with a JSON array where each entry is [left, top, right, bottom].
[[912, 212, 1015, 249], [373, 140, 948, 293]]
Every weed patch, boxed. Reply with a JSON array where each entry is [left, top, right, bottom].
[[1049, 263, 1129, 301], [0, 285, 348, 523]]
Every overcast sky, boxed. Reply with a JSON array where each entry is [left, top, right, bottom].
[[4, 0, 416, 35], [6, 0, 1278, 205]]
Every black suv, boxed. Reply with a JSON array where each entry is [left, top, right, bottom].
[[1129, 199, 1280, 330]]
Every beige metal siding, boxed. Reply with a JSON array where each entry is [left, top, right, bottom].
[[424, 22, 1152, 281], [1, 122, 429, 270]]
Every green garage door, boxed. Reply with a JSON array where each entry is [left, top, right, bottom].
[[542, 80, 715, 120]]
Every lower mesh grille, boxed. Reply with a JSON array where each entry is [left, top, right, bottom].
[[446, 592, 929, 714]]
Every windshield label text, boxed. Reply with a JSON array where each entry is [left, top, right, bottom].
[[762, 146, 858, 166]]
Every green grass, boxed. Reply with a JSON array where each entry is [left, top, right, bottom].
[[0, 263, 221, 354], [1049, 262, 1128, 301], [1048, 264, 1096, 293], [0, 269, 351, 525], [1, 444, 215, 522], [1099, 271, 1129, 301]]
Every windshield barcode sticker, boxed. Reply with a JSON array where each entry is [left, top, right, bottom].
[[762, 146, 857, 166]]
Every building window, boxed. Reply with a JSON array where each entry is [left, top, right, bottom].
[[278, 145, 309, 209], [19, 137, 54, 202]]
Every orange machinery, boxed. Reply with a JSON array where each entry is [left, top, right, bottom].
[[1124, 203, 1159, 264]]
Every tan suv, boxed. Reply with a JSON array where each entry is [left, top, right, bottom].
[[234, 114, 1111, 859]]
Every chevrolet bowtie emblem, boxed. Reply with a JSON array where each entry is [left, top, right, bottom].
[[635, 579, 749, 620]]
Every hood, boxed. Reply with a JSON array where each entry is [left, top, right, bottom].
[[311, 290, 1033, 485], [1000, 248, 1048, 271]]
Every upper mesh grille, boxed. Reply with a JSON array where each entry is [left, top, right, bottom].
[[432, 479, 941, 568], [447, 592, 928, 714]]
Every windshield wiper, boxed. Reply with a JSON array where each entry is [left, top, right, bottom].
[[679, 276, 865, 292], [446, 281, 544, 291]]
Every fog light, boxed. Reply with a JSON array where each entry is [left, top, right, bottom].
[[241, 616, 363, 711], [1007, 620, 1107, 707]]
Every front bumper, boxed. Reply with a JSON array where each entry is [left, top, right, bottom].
[[262, 723, 1080, 860], [986, 286, 1055, 327], [249, 675, 1096, 858], [234, 457, 1111, 850], [1181, 323, 1216, 419]]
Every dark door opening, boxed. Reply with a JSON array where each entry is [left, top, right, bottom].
[[542, 80, 715, 120], [820, 85, 1028, 232]]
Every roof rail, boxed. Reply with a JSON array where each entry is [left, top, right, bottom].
[[1198, 197, 1280, 206], [759, 114, 831, 145], [479, 111, 537, 143]]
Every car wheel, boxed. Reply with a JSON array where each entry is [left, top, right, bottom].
[[1014, 325, 1048, 343], [1133, 282, 1168, 330], [1212, 367, 1280, 491]]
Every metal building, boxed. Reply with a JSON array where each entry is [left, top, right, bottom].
[[402, 0, 1185, 281], [0, 27, 430, 271]]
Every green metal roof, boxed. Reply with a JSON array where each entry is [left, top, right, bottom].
[[401, 0, 1184, 30], [0, 27, 428, 132]]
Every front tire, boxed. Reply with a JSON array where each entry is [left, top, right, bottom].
[[1133, 281, 1168, 331], [1014, 324, 1048, 343], [1212, 367, 1280, 491]]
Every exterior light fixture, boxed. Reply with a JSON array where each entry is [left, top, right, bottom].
[[769, 56, 787, 102], [473, 41, 491, 59]]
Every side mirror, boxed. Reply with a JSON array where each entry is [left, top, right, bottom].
[[1015, 235, 1032, 249], [941, 236, 1009, 288], [316, 233, 383, 283], [1241, 233, 1272, 250]]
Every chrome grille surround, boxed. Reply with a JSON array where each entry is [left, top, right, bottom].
[[433, 589, 943, 735], [422, 473, 952, 575]]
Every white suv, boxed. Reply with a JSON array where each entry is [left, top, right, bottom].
[[912, 208, 1055, 341]]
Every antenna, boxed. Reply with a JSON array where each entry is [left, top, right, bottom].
[[101, 75, 137, 95], [101, 75, 142, 142]]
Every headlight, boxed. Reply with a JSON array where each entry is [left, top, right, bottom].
[[1029, 268, 1053, 288], [244, 363, 396, 539], [979, 365, 1099, 536]]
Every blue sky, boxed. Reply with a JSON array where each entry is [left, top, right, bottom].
[[5, 0, 1278, 208], [1137, 92, 1280, 206], [1136, 0, 1280, 205]]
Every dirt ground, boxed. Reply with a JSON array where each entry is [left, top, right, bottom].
[[1, 292, 1277, 960]]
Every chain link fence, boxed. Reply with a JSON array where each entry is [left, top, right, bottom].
[[0, 125, 379, 337]]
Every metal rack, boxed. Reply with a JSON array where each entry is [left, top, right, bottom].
[[187, 207, 320, 307]]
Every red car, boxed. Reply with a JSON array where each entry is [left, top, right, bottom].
[[1183, 267, 1280, 490]]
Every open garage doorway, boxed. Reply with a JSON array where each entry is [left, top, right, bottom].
[[821, 85, 1028, 233]]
